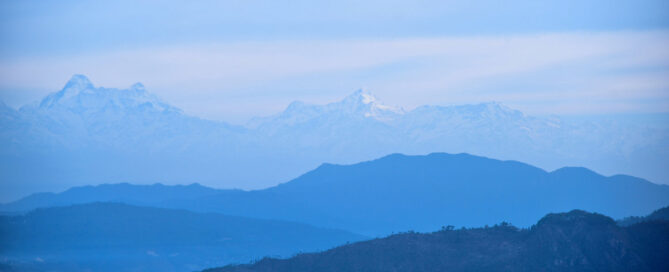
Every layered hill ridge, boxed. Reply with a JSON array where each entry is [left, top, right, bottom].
[[0, 202, 366, 272], [0, 183, 225, 212], [5, 153, 669, 236], [206, 209, 669, 272], [191, 153, 668, 235]]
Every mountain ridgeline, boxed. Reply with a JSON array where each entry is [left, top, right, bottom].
[[618, 206, 669, 226], [0, 183, 224, 213], [0, 203, 365, 272], [168, 153, 669, 236], [1, 75, 668, 201], [205, 209, 669, 272], [2, 75, 668, 271], [4, 153, 669, 237]]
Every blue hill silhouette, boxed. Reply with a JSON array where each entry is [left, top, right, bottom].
[[5, 153, 669, 236], [0, 202, 365, 271], [0, 182, 224, 213]]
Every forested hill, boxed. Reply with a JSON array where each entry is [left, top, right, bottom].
[[206, 208, 669, 272]]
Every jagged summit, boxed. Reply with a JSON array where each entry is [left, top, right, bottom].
[[248, 89, 405, 128], [38, 75, 96, 108], [341, 89, 377, 105], [63, 74, 94, 91], [30, 74, 179, 113], [323, 89, 404, 120], [247, 89, 542, 131], [337, 89, 401, 111]]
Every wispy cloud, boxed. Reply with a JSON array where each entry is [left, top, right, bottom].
[[1, 30, 668, 122]]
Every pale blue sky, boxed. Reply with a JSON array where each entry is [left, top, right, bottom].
[[1, 0, 668, 122]]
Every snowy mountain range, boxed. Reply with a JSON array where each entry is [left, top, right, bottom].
[[1, 75, 667, 201]]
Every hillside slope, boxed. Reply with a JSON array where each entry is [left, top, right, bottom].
[[206, 209, 669, 272], [0, 203, 365, 272]]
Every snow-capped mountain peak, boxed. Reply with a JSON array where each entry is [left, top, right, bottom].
[[339, 89, 387, 108], [63, 74, 94, 93], [26, 75, 179, 115], [333, 89, 404, 120], [3, 74, 667, 199], [341, 89, 376, 105], [248, 89, 405, 129], [38, 74, 95, 108]]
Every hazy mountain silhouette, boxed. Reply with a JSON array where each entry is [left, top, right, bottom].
[[2, 75, 667, 201], [205, 208, 669, 272], [165, 153, 669, 235], [0, 203, 365, 272], [0, 182, 224, 213], [6, 153, 669, 236], [0, 75, 248, 201]]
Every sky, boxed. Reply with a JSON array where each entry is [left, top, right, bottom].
[[1, 0, 668, 123]]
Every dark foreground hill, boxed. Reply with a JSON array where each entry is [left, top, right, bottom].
[[618, 206, 669, 226], [0, 203, 365, 272], [5, 153, 669, 237], [206, 209, 669, 272]]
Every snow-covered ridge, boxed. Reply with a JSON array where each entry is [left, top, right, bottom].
[[1, 74, 667, 201], [27, 74, 180, 114], [248, 88, 533, 129], [20, 75, 527, 128], [247, 89, 406, 128]]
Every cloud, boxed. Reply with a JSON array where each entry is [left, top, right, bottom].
[[0, 30, 668, 122]]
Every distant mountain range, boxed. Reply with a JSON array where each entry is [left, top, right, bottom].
[[0, 203, 365, 272], [0, 182, 224, 213], [5, 153, 669, 236], [1, 75, 667, 201], [205, 208, 669, 272]]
